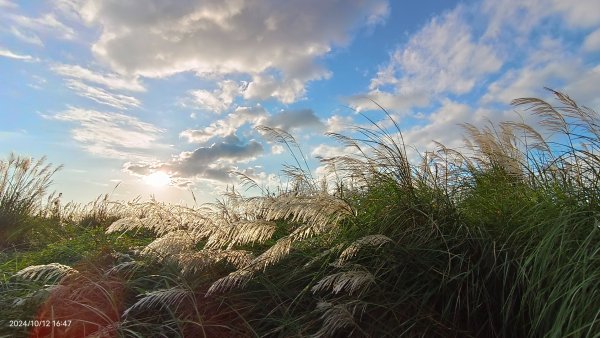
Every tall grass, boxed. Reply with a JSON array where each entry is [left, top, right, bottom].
[[0, 153, 62, 248], [1, 89, 598, 337]]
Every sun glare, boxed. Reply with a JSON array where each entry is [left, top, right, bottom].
[[143, 171, 171, 187]]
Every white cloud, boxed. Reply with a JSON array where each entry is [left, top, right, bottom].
[[46, 107, 164, 159], [482, 61, 574, 106], [563, 64, 600, 108], [583, 28, 600, 52], [325, 114, 355, 133], [271, 144, 284, 154], [0, 0, 16, 8], [263, 109, 324, 131], [480, 0, 549, 40], [9, 13, 75, 40], [52, 64, 145, 92], [355, 6, 502, 113], [354, 0, 600, 117], [348, 89, 430, 113], [65, 80, 141, 109], [403, 99, 472, 152], [187, 80, 245, 114], [480, 34, 597, 107], [180, 106, 323, 145], [125, 134, 263, 183], [550, 0, 600, 29], [311, 144, 350, 159], [0, 47, 35, 61], [180, 106, 268, 144], [9, 26, 44, 46], [28, 75, 47, 90], [481, 0, 600, 40], [350, 0, 600, 161], [76, 0, 388, 103]]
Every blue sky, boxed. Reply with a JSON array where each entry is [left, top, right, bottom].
[[1, 0, 599, 205]]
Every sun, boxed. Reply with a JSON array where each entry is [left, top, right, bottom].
[[143, 171, 171, 187]]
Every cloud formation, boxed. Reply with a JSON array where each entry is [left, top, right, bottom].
[[7, 12, 75, 40], [0, 47, 34, 61], [125, 134, 263, 183], [180, 106, 323, 145], [76, 0, 388, 103], [352, 6, 502, 112], [51, 64, 144, 109], [0, 0, 16, 8], [52, 64, 145, 92], [345, 0, 600, 159], [46, 107, 164, 159], [180, 106, 268, 144], [186, 80, 246, 114], [132, 106, 324, 184], [262, 109, 323, 131], [64, 80, 141, 109]]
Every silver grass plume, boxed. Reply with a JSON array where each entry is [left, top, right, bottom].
[[123, 287, 194, 317], [260, 193, 355, 229], [177, 249, 253, 275], [204, 220, 276, 250], [206, 193, 354, 294], [337, 234, 393, 265], [207, 268, 254, 295], [141, 230, 196, 260], [13, 263, 77, 283], [312, 270, 374, 296], [312, 301, 366, 338]]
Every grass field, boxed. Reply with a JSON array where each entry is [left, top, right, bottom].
[[1, 89, 598, 337]]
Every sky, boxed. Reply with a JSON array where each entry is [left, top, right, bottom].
[[1, 0, 599, 205]]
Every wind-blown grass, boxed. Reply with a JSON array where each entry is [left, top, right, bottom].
[[1, 88, 598, 337], [0, 153, 62, 248]]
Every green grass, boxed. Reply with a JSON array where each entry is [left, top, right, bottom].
[[0, 89, 598, 337]]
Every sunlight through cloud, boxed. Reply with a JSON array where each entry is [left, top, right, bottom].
[[143, 171, 171, 187]]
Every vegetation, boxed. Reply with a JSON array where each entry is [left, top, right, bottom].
[[0, 154, 61, 248], [1, 89, 598, 337]]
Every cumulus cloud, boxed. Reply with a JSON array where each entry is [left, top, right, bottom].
[[124, 134, 263, 183], [180, 106, 268, 143], [186, 80, 246, 114], [263, 109, 324, 131], [143, 106, 324, 184], [325, 114, 355, 133], [75, 0, 388, 103], [180, 106, 323, 145], [45, 107, 164, 159]]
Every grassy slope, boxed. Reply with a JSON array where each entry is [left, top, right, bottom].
[[0, 90, 598, 337]]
